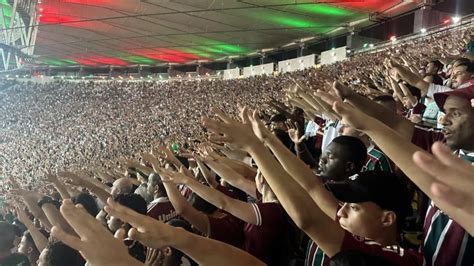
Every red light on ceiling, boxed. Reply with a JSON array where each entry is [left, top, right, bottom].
[[443, 19, 451, 24], [134, 49, 189, 63], [156, 48, 201, 60], [63, 0, 116, 4], [74, 58, 99, 66], [39, 15, 75, 24]]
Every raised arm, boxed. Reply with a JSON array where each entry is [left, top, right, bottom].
[[104, 199, 265, 266], [392, 63, 430, 95], [326, 81, 414, 140], [193, 155, 219, 188], [332, 100, 467, 226], [16, 207, 48, 252], [45, 173, 71, 199], [59, 171, 111, 204], [159, 168, 258, 225], [254, 118, 339, 220], [203, 158, 256, 198], [161, 176, 211, 236], [202, 108, 346, 257]]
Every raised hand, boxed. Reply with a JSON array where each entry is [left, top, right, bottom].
[[201, 107, 261, 151], [158, 167, 192, 185], [58, 171, 89, 187], [104, 198, 175, 250], [140, 153, 160, 172], [412, 142, 474, 235], [51, 199, 142, 266], [287, 122, 305, 144], [331, 100, 375, 132]]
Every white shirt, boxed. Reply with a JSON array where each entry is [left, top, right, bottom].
[[426, 83, 452, 98]]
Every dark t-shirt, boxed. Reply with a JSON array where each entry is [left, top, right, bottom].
[[208, 211, 244, 248], [0, 253, 30, 266], [243, 202, 287, 265]]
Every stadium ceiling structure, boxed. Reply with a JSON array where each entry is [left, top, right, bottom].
[[3, 0, 424, 67]]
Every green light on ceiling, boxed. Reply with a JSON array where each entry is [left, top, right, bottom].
[[180, 48, 214, 58], [203, 47, 227, 54], [295, 4, 353, 17], [215, 44, 245, 53], [42, 58, 76, 66], [120, 55, 155, 64], [269, 16, 321, 28], [61, 59, 77, 64]]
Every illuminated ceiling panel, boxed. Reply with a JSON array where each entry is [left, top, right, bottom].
[[32, 0, 420, 66]]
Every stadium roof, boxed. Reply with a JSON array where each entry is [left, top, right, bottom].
[[32, 0, 421, 67]]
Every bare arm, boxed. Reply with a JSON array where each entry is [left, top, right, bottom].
[[105, 199, 265, 266], [159, 169, 258, 225], [202, 109, 346, 257], [194, 156, 219, 188], [45, 173, 71, 200], [393, 65, 430, 95], [16, 207, 48, 252], [329, 82, 414, 140], [205, 159, 257, 198], [161, 179, 210, 235]]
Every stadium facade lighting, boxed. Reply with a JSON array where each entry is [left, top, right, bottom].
[[369, 44, 374, 48], [420, 28, 427, 33], [452, 16, 461, 23], [390, 36, 397, 42]]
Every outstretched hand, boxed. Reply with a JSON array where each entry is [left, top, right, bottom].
[[331, 100, 375, 132], [51, 199, 142, 266], [201, 107, 262, 151], [412, 142, 474, 235], [104, 198, 176, 250]]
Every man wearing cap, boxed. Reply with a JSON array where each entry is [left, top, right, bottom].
[[201, 110, 423, 266], [330, 82, 474, 266]]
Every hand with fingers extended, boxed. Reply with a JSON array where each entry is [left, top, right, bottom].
[[140, 153, 160, 172], [153, 146, 179, 166], [158, 167, 192, 185], [50, 199, 142, 266], [287, 122, 305, 145], [331, 100, 377, 132], [413, 142, 474, 235], [104, 198, 176, 250], [201, 107, 262, 151], [58, 171, 90, 187]]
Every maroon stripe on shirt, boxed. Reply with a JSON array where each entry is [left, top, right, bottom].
[[421, 205, 438, 252], [433, 221, 466, 266]]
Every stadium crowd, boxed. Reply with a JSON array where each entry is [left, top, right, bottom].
[[0, 22, 473, 266]]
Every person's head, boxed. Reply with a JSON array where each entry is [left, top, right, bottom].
[[327, 171, 412, 242], [147, 173, 167, 199], [38, 241, 85, 266], [426, 60, 443, 75], [0, 222, 16, 253], [273, 128, 293, 151], [189, 193, 218, 215], [72, 193, 99, 217], [435, 85, 474, 151], [269, 113, 287, 131], [110, 177, 133, 197], [372, 95, 397, 113], [319, 136, 367, 181], [153, 219, 194, 266], [451, 61, 474, 88], [18, 231, 39, 263], [108, 193, 147, 232]]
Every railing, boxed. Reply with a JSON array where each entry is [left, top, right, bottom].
[[353, 12, 474, 56]]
